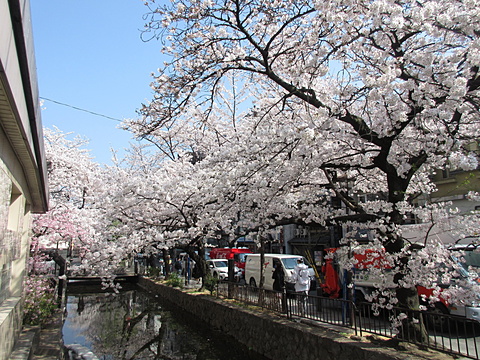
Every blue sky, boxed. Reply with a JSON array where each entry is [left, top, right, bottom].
[[31, 0, 164, 164]]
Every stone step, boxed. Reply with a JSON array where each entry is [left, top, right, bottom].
[[8, 327, 39, 360]]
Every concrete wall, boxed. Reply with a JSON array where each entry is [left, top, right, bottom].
[[0, 128, 32, 360], [0, 297, 22, 360], [138, 278, 453, 360]]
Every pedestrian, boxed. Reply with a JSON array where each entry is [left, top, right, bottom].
[[192, 262, 202, 283], [272, 259, 285, 292], [174, 257, 182, 275], [292, 257, 311, 315]]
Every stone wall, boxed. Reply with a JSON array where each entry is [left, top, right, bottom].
[[138, 278, 453, 360], [0, 132, 31, 360], [0, 297, 22, 360]]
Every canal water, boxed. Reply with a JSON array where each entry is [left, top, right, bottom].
[[63, 284, 268, 360]]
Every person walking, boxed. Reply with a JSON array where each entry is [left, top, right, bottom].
[[192, 262, 202, 283], [272, 259, 285, 292], [174, 257, 182, 275], [292, 257, 311, 316], [272, 259, 286, 311]]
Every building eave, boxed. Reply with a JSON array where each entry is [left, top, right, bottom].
[[0, 0, 48, 213]]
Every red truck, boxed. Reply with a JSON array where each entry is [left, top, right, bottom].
[[209, 248, 253, 279], [319, 246, 480, 323]]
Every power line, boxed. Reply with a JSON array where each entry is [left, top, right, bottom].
[[40, 97, 123, 122]]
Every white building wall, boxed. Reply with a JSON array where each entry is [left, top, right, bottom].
[[0, 0, 48, 358], [0, 146, 29, 360]]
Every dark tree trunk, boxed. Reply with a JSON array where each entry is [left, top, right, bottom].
[[384, 216, 429, 342], [162, 249, 170, 278]]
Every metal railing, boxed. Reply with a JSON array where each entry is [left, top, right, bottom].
[[356, 302, 479, 359], [218, 281, 286, 313], [216, 282, 480, 359], [217, 282, 357, 329]]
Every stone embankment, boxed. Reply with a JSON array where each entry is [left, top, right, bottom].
[[139, 277, 456, 360]]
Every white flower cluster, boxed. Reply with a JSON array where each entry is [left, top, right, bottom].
[[35, 0, 480, 314]]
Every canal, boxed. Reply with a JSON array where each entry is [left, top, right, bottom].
[[63, 284, 268, 359]]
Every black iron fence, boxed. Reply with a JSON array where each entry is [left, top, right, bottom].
[[217, 282, 479, 359]]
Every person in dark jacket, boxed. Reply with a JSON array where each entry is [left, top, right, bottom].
[[174, 257, 182, 275], [272, 259, 285, 292], [192, 262, 202, 283]]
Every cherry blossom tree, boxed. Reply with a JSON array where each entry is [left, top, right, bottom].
[[31, 128, 108, 274], [120, 0, 480, 339], [25, 127, 110, 322], [98, 142, 216, 284]]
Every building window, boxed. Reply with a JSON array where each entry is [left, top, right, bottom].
[[7, 186, 22, 232]]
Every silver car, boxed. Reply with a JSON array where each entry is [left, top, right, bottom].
[[207, 259, 241, 281]]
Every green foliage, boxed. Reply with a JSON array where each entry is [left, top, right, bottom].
[[204, 275, 218, 295], [165, 272, 183, 288], [23, 276, 58, 326], [147, 266, 162, 279]]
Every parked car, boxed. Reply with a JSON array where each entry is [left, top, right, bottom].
[[244, 254, 316, 292], [209, 247, 253, 278], [206, 259, 241, 281]]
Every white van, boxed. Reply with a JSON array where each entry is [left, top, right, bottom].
[[244, 254, 316, 292]]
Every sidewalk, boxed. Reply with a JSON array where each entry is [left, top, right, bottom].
[[31, 310, 65, 360], [9, 310, 65, 360]]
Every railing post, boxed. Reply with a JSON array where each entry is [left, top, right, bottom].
[[228, 281, 234, 299], [227, 259, 234, 299], [282, 288, 288, 315], [350, 301, 357, 335]]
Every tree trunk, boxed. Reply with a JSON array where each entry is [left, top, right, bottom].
[[384, 234, 429, 343], [162, 249, 170, 278], [259, 241, 265, 289], [258, 237, 266, 306]]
